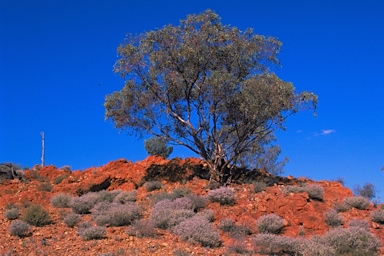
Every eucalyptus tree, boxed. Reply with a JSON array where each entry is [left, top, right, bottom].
[[105, 10, 317, 183]]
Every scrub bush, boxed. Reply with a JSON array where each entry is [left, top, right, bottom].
[[253, 234, 302, 255], [70, 192, 99, 214], [252, 181, 267, 193], [126, 219, 157, 238], [22, 204, 51, 227], [256, 214, 284, 234], [9, 220, 30, 237], [50, 193, 72, 208], [206, 187, 235, 205], [4, 207, 20, 220], [371, 209, 384, 224], [63, 213, 81, 228], [150, 199, 195, 229], [172, 217, 221, 247], [305, 184, 324, 201], [114, 190, 137, 204], [343, 196, 370, 210], [77, 224, 106, 240], [144, 180, 163, 192], [93, 202, 141, 227], [324, 209, 343, 227]]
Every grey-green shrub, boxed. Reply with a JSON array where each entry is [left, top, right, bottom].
[[50, 193, 72, 208], [9, 220, 30, 237], [305, 184, 324, 201], [371, 209, 384, 224], [253, 234, 302, 255], [256, 214, 284, 234], [323, 227, 381, 255], [114, 190, 137, 204], [333, 201, 351, 212], [144, 180, 163, 192], [354, 182, 376, 200], [150, 198, 195, 229], [252, 181, 267, 193], [324, 209, 343, 227], [343, 196, 370, 210], [4, 207, 20, 220], [77, 224, 106, 240], [126, 219, 157, 238], [22, 204, 51, 227], [349, 219, 369, 230], [70, 192, 99, 214], [63, 213, 81, 228], [194, 209, 214, 222], [219, 218, 235, 232], [172, 217, 221, 247], [93, 202, 141, 227], [282, 185, 305, 194], [206, 187, 235, 205]]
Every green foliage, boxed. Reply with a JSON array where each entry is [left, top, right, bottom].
[[22, 204, 51, 227], [354, 182, 376, 200], [104, 9, 317, 183], [144, 137, 173, 158]]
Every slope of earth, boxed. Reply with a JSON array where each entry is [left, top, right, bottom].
[[0, 156, 383, 255]]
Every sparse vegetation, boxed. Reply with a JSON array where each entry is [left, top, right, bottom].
[[77, 224, 106, 240], [354, 182, 376, 200], [126, 219, 157, 238], [172, 217, 221, 247], [63, 213, 81, 228], [333, 201, 352, 212], [22, 204, 51, 227], [371, 209, 384, 224], [324, 209, 343, 227], [113, 190, 137, 204], [70, 192, 99, 214], [9, 220, 30, 237], [256, 214, 284, 234], [4, 207, 20, 220], [343, 196, 370, 210], [144, 180, 163, 192], [305, 184, 324, 201], [50, 193, 72, 208], [206, 187, 235, 205], [92, 202, 141, 227], [252, 181, 267, 193]]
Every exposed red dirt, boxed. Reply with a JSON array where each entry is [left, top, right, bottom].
[[1, 156, 383, 255]]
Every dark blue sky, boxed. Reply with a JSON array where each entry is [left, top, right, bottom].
[[1, 1, 383, 200]]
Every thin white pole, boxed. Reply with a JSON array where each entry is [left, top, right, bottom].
[[41, 132, 45, 167]]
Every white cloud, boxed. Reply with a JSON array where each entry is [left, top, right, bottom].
[[313, 129, 336, 137], [321, 129, 336, 135]]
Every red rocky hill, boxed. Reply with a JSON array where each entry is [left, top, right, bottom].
[[1, 156, 383, 255]]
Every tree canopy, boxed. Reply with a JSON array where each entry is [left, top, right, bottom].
[[105, 10, 317, 183]]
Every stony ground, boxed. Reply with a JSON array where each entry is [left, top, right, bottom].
[[1, 156, 383, 255]]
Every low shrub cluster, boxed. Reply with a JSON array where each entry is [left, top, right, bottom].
[[22, 204, 51, 227], [126, 219, 157, 238], [92, 202, 141, 227], [151, 199, 195, 229], [9, 220, 30, 237], [333, 201, 351, 212], [114, 190, 137, 204], [256, 214, 284, 234], [219, 218, 251, 238], [144, 180, 163, 192], [63, 213, 81, 228], [371, 209, 384, 224], [4, 207, 20, 220], [252, 225, 381, 256], [172, 216, 221, 247], [77, 223, 106, 240], [206, 187, 235, 205], [343, 196, 370, 210], [252, 181, 267, 193], [324, 209, 343, 227], [50, 193, 72, 208], [283, 184, 324, 201]]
